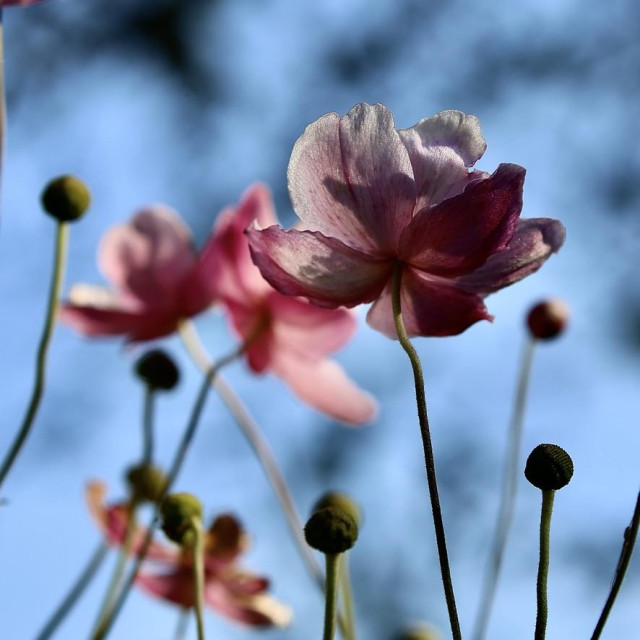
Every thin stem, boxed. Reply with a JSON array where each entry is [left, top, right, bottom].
[[178, 321, 325, 589], [173, 610, 190, 640], [0, 222, 69, 493], [90, 498, 139, 635], [34, 541, 109, 640], [473, 338, 537, 640], [391, 262, 461, 640], [0, 10, 6, 195], [591, 490, 640, 640], [141, 385, 154, 464], [535, 490, 555, 640], [339, 553, 357, 640], [191, 518, 207, 640], [323, 554, 341, 640], [91, 346, 241, 640]]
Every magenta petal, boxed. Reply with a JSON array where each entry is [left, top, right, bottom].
[[272, 354, 377, 425], [1, 0, 43, 5], [366, 267, 492, 338], [288, 103, 416, 252], [248, 226, 393, 308], [456, 217, 566, 294], [399, 163, 526, 276], [137, 568, 194, 608], [98, 206, 197, 306]]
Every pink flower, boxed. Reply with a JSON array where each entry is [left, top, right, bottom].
[[199, 184, 377, 425], [61, 205, 219, 342], [86, 481, 292, 628], [247, 104, 566, 338], [0, 1, 43, 5]]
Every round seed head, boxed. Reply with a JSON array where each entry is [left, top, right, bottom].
[[312, 491, 362, 526], [525, 443, 574, 491], [135, 350, 179, 391], [126, 463, 168, 503], [526, 299, 569, 340], [304, 506, 358, 554], [41, 175, 91, 223], [161, 493, 202, 546]]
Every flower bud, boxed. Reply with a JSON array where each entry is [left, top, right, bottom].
[[161, 493, 202, 546], [394, 624, 441, 640], [525, 443, 574, 491], [304, 506, 358, 554], [312, 491, 362, 526], [135, 350, 179, 391], [526, 299, 569, 340], [41, 175, 91, 223], [126, 463, 167, 503]]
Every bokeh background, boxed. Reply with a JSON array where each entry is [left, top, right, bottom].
[[1, 0, 639, 638]]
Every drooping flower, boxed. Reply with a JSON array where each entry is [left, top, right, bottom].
[[198, 184, 377, 425], [86, 481, 292, 627], [61, 205, 220, 342], [247, 103, 566, 338]]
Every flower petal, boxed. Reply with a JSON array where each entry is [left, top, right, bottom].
[[288, 103, 416, 253], [271, 354, 377, 425], [248, 226, 393, 308], [137, 568, 194, 608], [366, 267, 492, 338], [98, 205, 197, 306], [399, 163, 525, 276], [456, 217, 566, 294]]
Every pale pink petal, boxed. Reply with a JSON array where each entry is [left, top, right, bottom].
[[191, 185, 274, 309], [213, 569, 269, 596], [399, 163, 525, 276], [456, 217, 566, 294], [268, 292, 357, 361], [98, 206, 197, 306], [271, 355, 377, 425], [224, 300, 274, 373], [288, 103, 415, 253], [366, 267, 492, 338], [248, 226, 393, 308]]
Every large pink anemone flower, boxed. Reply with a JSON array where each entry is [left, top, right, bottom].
[[247, 103, 566, 338], [200, 184, 377, 425], [61, 205, 218, 342], [86, 482, 292, 627]]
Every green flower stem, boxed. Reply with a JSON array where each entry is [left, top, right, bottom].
[[34, 541, 109, 640], [339, 553, 357, 640], [178, 323, 325, 585], [591, 490, 640, 640], [323, 554, 341, 640], [0, 222, 69, 493], [391, 262, 461, 640], [535, 489, 555, 640], [473, 337, 537, 640], [141, 385, 155, 464], [91, 498, 139, 635], [90, 346, 242, 640], [173, 609, 190, 640], [191, 517, 207, 640]]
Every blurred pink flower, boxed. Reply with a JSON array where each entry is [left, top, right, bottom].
[[248, 103, 566, 338], [200, 184, 377, 425], [0, 1, 43, 6], [86, 481, 292, 628], [61, 205, 219, 342]]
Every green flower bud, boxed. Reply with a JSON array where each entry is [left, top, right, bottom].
[[304, 506, 358, 555], [312, 491, 362, 526], [525, 443, 574, 491], [161, 493, 202, 546], [135, 350, 179, 391], [41, 175, 91, 223], [394, 624, 441, 640], [526, 299, 569, 341], [126, 463, 167, 503]]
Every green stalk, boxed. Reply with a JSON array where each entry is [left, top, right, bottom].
[[339, 553, 357, 640], [141, 385, 154, 464], [535, 490, 555, 640], [0, 222, 69, 493], [391, 262, 461, 640], [323, 554, 341, 640], [191, 518, 207, 640], [473, 338, 536, 640]]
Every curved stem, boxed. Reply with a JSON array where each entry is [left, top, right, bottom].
[[323, 554, 341, 640], [191, 518, 207, 640], [90, 346, 241, 640], [391, 262, 461, 640], [535, 490, 554, 640], [90, 498, 139, 635], [34, 541, 109, 640], [0, 222, 69, 493], [339, 553, 357, 640], [473, 338, 536, 640], [141, 385, 154, 465], [591, 490, 640, 640], [178, 321, 325, 588]]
